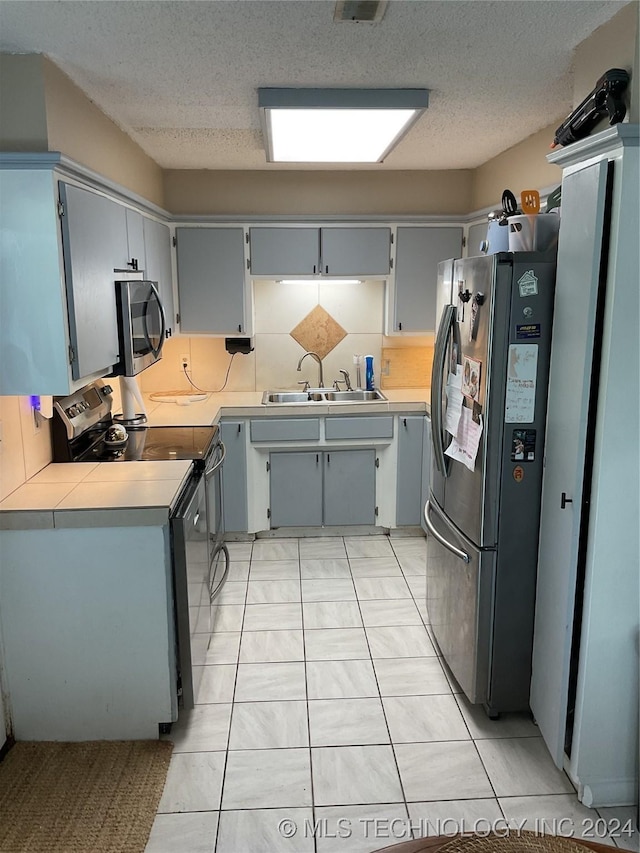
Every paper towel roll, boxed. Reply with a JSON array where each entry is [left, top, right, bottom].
[[119, 376, 146, 422]]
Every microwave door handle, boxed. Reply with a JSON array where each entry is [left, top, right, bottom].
[[142, 282, 166, 359], [431, 304, 455, 477]]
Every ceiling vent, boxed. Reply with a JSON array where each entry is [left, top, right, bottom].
[[333, 0, 388, 23]]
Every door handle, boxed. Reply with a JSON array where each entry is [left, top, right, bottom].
[[424, 501, 470, 563], [560, 492, 573, 509]]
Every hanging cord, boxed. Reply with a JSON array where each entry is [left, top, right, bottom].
[[183, 352, 237, 393], [149, 353, 238, 401]]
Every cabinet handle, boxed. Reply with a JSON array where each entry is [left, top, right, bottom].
[[403, 418, 407, 428], [316, 453, 319, 465], [560, 492, 573, 509], [327, 453, 330, 465], [325, 265, 329, 274], [238, 324, 242, 333], [237, 424, 242, 434], [313, 264, 316, 274], [398, 321, 403, 331]]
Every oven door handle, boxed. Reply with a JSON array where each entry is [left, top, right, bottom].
[[204, 441, 226, 477]]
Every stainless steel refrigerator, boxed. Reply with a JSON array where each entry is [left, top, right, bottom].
[[425, 252, 556, 716]]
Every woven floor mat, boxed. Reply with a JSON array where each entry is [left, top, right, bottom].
[[0, 740, 172, 853]]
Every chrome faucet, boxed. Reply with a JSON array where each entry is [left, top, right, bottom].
[[333, 369, 352, 390], [297, 351, 324, 388]]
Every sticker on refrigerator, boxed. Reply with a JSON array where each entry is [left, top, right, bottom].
[[505, 344, 538, 423], [517, 270, 538, 297], [512, 465, 525, 483], [510, 429, 536, 462], [516, 323, 541, 340], [461, 356, 482, 402], [445, 406, 483, 472]]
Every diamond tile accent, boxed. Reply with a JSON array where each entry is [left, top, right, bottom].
[[290, 305, 347, 360]]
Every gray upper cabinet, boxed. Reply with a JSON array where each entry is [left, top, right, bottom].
[[143, 217, 175, 337], [59, 182, 123, 380], [321, 227, 391, 276], [466, 221, 488, 258], [393, 226, 463, 332], [248, 226, 391, 277], [175, 227, 246, 334], [124, 208, 146, 272], [249, 227, 320, 276]]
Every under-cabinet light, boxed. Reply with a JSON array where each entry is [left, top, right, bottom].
[[258, 88, 429, 163], [277, 279, 363, 285]]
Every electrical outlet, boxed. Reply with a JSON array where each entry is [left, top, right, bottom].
[[181, 353, 191, 374]]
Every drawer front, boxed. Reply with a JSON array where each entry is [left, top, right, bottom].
[[325, 416, 394, 440], [250, 418, 321, 442]]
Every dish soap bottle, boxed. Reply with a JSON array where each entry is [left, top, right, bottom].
[[365, 355, 375, 391]]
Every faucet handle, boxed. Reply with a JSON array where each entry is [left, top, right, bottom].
[[297, 380, 310, 390], [339, 369, 352, 391]]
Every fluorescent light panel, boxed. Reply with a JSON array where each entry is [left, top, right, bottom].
[[259, 88, 429, 164]]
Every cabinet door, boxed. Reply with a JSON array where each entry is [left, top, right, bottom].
[[321, 227, 391, 276], [324, 450, 376, 526], [396, 416, 424, 526], [220, 421, 248, 533], [124, 208, 146, 272], [467, 222, 488, 258], [144, 218, 175, 336], [269, 452, 323, 527], [249, 227, 320, 276], [59, 183, 123, 379], [176, 227, 245, 333], [394, 227, 463, 332]]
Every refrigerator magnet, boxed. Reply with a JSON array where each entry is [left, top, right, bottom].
[[462, 356, 482, 402], [513, 465, 525, 482]]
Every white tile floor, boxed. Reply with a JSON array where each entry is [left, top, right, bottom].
[[147, 535, 639, 853]]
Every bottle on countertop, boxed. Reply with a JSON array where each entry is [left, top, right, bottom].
[[365, 355, 375, 391]]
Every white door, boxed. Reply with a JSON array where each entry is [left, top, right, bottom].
[[530, 159, 611, 766]]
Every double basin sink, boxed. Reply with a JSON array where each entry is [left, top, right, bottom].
[[262, 389, 387, 405]]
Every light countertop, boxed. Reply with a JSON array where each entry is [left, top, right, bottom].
[[0, 460, 192, 529], [1, 388, 430, 527], [142, 388, 430, 427]]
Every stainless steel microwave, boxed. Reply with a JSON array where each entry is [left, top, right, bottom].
[[113, 277, 166, 376]]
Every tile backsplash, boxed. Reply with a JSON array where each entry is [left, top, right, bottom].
[[0, 396, 52, 500], [140, 279, 432, 394]]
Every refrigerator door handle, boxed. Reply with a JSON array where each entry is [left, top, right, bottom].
[[431, 304, 456, 476], [424, 500, 470, 563]]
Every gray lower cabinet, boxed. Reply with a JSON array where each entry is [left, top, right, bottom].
[[269, 449, 376, 528], [269, 452, 323, 527], [59, 182, 124, 380], [396, 416, 425, 526], [143, 217, 175, 337], [220, 421, 248, 533], [175, 227, 246, 333], [393, 226, 463, 332]]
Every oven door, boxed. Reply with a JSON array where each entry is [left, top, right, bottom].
[[170, 471, 210, 710], [116, 280, 166, 376], [204, 441, 230, 627]]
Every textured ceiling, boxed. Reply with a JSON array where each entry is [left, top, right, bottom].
[[0, 0, 630, 170]]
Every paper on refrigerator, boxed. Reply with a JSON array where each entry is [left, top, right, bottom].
[[444, 364, 464, 436], [445, 405, 483, 472]]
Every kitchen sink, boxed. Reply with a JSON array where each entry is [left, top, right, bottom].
[[262, 389, 387, 404]]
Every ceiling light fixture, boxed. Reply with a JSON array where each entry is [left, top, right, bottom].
[[258, 88, 429, 164]]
